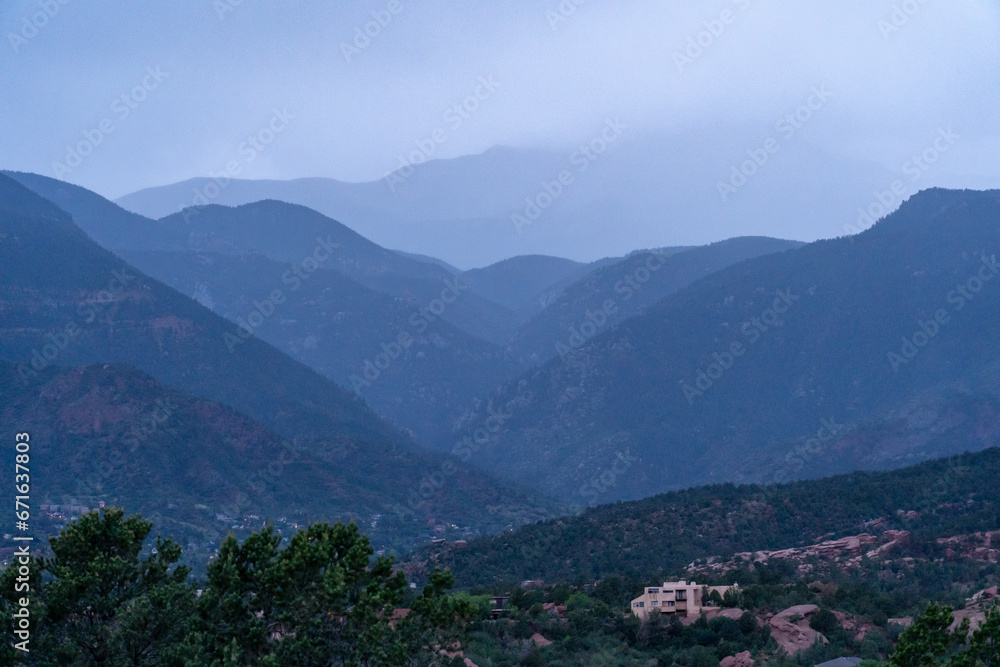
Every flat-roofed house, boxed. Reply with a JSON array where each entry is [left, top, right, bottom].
[[630, 581, 738, 620]]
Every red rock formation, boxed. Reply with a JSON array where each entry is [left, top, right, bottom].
[[720, 650, 755, 667], [767, 605, 828, 656]]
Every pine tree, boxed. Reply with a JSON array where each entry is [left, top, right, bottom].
[[0, 507, 194, 666], [890, 604, 969, 667]]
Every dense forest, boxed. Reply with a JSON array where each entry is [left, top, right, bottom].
[[5, 441, 1000, 666], [0, 509, 477, 666], [2, 507, 998, 666], [414, 447, 1000, 587]]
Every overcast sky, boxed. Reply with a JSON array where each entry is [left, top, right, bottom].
[[2, 0, 999, 201]]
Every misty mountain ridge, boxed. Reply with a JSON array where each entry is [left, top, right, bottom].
[[113, 132, 945, 268], [449, 188, 1000, 503], [8, 171, 808, 451], [0, 173, 564, 550]]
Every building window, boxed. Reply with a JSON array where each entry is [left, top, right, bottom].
[[668, 602, 675, 607], [663, 590, 673, 594], [651, 601, 658, 606], [676, 592, 687, 601], [639, 602, 644, 608], [648, 588, 659, 594]]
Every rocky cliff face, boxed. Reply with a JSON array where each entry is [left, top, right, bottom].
[[766, 605, 829, 656]]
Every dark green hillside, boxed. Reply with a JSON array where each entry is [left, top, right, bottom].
[[418, 445, 1000, 586]]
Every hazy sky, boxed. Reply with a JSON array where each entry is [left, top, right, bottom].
[[2, 0, 999, 200]]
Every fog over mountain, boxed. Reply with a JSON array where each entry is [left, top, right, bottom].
[[115, 137, 918, 268], [4, 2, 999, 264]]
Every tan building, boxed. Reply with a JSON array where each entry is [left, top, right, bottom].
[[630, 580, 738, 620]]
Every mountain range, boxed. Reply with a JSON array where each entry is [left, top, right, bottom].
[[5, 166, 1000, 559], [0, 174, 560, 552], [5, 171, 800, 448], [113, 136, 951, 268], [448, 188, 1000, 504]]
